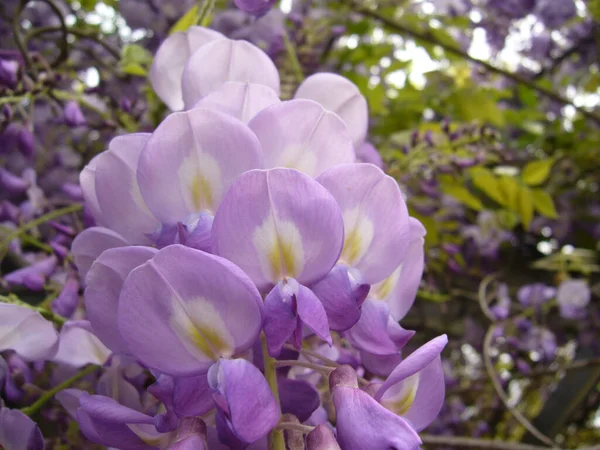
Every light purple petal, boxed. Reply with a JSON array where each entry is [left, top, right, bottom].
[[249, 99, 355, 177], [150, 27, 224, 111], [371, 217, 426, 321], [181, 38, 280, 108], [0, 408, 45, 450], [173, 374, 215, 418], [212, 168, 344, 291], [4, 256, 57, 291], [234, 0, 277, 15], [0, 304, 58, 361], [97, 365, 143, 412], [295, 282, 332, 347], [359, 351, 402, 378], [294, 73, 368, 147], [118, 245, 263, 376], [263, 282, 298, 357], [375, 334, 448, 403], [310, 265, 369, 332], [137, 108, 263, 224], [79, 395, 154, 424], [94, 133, 159, 245], [80, 154, 104, 225], [208, 358, 279, 443], [71, 227, 128, 281], [53, 320, 111, 367], [332, 386, 421, 450], [355, 142, 383, 168], [192, 81, 280, 123], [56, 388, 86, 419], [317, 163, 411, 284], [306, 423, 340, 450], [169, 418, 208, 450], [85, 246, 158, 354]]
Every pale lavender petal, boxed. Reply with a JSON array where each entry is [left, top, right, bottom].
[[311, 265, 369, 332], [0, 408, 44, 450], [97, 365, 143, 412], [360, 351, 402, 378], [371, 217, 426, 321], [53, 320, 111, 367], [208, 358, 279, 443], [94, 133, 159, 245], [85, 246, 158, 354], [0, 304, 58, 361], [212, 168, 344, 291], [150, 27, 224, 111], [118, 245, 263, 376], [234, 0, 276, 15], [79, 394, 154, 424], [317, 163, 411, 284], [173, 374, 214, 418], [295, 283, 331, 347], [80, 153, 104, 225], [56, 388, 86, 419], [294, 73, 368, 147], [71, 227, 128, 281], [137, 108, 263, 224], [193, 82, 280, 123], [263, 282, 298, 357], [249, 99, 355, 177], [332, 386, 421, 450], [181, 38, 280, 108], [355, 142, 383, 168]]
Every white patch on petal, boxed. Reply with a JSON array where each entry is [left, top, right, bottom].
[[340, 207, 374, 266], [380, 373, 420, 416], [170, 297, 235, 362], [178, 152, 222, 213], [252, 212, 305, 283], [276, 144, 318, 175], [372, 264, 403, 301]]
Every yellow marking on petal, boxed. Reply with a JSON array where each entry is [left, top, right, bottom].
[[340, 207, 374, 266], [178, 152, 222, 213], [276, 145, 318, 175], [372, 264, 403, 301], [254, 213, 305, 282], [170, 297, 235, 361], [381, 373, 420, 416], [189, 174, 213, 211]]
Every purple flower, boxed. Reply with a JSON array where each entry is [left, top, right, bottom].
[[355, 142, 383, 168], [517, 283, 556, 307], [0, 408, 44, 450], [4, 256, 57, 291], [557, 279, 591, 319], [234, 0, 277, 16], [490, 283, 511, 320], [0, 58, 18, 88], [63, 101, 87, 127], [535, 0, 576, 28]]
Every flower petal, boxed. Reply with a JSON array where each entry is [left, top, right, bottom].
[[279, 378, 320, 423], [0, 304, 58, 361], [150, 27, 224, 111], [332, 386, 421, 450], [248, 99, 355, 177], [53, 320, 111, 367], [85, 246, 158, 355], [192, 81, 280, 123], [317, 163, 411, 284], [71, 227, 128, 281], [294, 73, 368, 147], [80, 153, 104, 225], [181, 38, 280, 108], [137, 108, 263, 224], [208, 358, 279, 444], [173, 373, 215, 418], [306, 423, 341, 450], [355, 141, 383, 168], [118, 245, 263, 376], [93, 133, 159, 245], [212, 168, 344, 290], [0, 408, 44, 450], [371, 217, 426, 321]]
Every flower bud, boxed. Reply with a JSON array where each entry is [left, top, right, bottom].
[[306, 424, 341, 450], [329, 365, 358, 392]]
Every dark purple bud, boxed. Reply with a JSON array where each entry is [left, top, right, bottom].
[[424, 130, 434, 146], [48, 221, 76, 237], [0, 168, 29, 194], [449, 131, 461, 141], [0, 58, 19, 88], [61, 183, 83, 201], [441, 242, 460, 255], [306, 424, 341, 450], [17, 127, 34, 157], [52, 277, 80, 318], [119, 97, 132, 113], [331, 25, 346, 36], [515, 359, 531, 374], [0, 200, 20, 222], [410, 130, 419, 147], [50, 241, 69, 259], [63, 101, 86, 127], [442, 118, 450, 134], [2, 104, 12, 120]]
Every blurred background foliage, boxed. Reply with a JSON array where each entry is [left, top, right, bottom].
[[1, 0, 599, 448]]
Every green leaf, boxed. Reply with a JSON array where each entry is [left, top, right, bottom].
[[531, 189, 558, 219], [497, 176, 519, 211], [470, 167, 505, 205], [169, 4, 200, 34], [120, 63, 147, 76], [521, 158, 556, 186], [495, 209, 520, 229], [518, 186, 534, 230], [443, 183, 484, 210]]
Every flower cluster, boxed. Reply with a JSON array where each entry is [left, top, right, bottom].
[[0, 26, 447, 449]]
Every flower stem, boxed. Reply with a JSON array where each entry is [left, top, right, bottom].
[[0, 294, 66, 327], [274, 359, 334, 375], [282, 30, 304, 83], [261, 334, 286, 450], [21, 364, 99, 417]]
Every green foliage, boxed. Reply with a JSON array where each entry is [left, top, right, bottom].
[[521, 158, 556, 186], [170, 4, 200, 34], [119, 44, 153, 77]]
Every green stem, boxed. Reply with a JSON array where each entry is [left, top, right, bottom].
[[0, 294, 66, 327], [0, 203, 82, 252], [21, 364, 98, 417], [261, 334, 286, 450], [283, 30, 304, 83], [274, 359, 334, 375], [198, 0, 216, 27]]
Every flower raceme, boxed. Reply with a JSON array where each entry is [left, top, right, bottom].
[[0, 26, 448, 450]]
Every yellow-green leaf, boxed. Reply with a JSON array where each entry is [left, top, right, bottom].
[[120, 63, 147, 76], [518, 186, 534, 230], [443, 184, 484, 210], [495, 209, 520, 229], [470, 167, 505, 205], [497, 176, 519, 211], [170, 5, 200, 34], [531, 189, 558, 219], [521, 158, 556, 186]]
